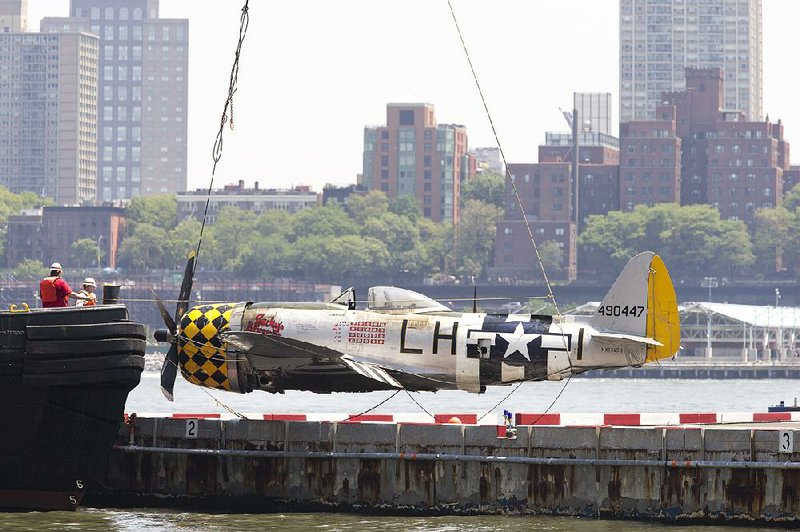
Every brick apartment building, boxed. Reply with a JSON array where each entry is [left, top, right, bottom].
[[362, 103, 476, 224], [492, 70, 791, 282], [653, 68, 789, 225], [5, 205, 125, 269]]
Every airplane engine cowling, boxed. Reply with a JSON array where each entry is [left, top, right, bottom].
[[177, 303, 252, 394]]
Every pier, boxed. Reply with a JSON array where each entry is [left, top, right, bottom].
[[89, 413, 800, 524]]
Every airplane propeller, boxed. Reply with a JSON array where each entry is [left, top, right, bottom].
[[153, 251, 196, 402]]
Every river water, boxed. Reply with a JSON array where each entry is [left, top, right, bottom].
[[6, 375, 798, 530], [127, 371, 798, 415]]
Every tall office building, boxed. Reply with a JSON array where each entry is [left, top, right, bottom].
[[0, 0, 27, 32], [0, 0, 98, 204], [620, 0, 763, 122], [362, 103, 475, 224], [42, 0, 188, 201]]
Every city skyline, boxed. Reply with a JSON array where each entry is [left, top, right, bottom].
[[26, 0, 800, 194]]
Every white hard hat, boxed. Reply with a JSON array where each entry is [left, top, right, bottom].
[[50, 262, 62, 271], [83, 277, 96, 287]]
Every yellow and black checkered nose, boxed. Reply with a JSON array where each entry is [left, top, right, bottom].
[[178, 304, 235, 390]]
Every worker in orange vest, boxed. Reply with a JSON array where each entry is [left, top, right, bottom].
[[75, 277, 98, 307], [39, 262, 92, 308]]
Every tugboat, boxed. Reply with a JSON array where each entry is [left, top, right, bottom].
[[0, 293, 145, 511], [768, 398, 800, 413]]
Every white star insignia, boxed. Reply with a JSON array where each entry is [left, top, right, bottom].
[[498, 323, 538, 361]]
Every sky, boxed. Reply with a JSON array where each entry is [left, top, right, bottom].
[[26, 0, 800, 193]]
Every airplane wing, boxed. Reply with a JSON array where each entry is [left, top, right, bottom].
[[220, 330, 451, 393], [220, 331, 343, 360], [220, 331, 455, 393]]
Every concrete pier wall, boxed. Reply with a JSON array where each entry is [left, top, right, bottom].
[[89, 417, 800, 523]]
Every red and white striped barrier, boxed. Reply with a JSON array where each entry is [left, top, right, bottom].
[[131, 412, 500, 424], [127, 411, 800, 426], [513, 412, 800, 426]]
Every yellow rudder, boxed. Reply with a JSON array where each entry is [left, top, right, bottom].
[[645, 254, 681, 362]]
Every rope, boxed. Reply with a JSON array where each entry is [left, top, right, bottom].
[[200, 387, 249, 420], [343, 389, 403, 422], [404, 390, 436, 421], [446, 0, 574, 412], [193, 0, 250, 276]]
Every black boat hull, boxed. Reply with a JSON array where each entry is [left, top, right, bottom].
[[0, 305, 145, 511]]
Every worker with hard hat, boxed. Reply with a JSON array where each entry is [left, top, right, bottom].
[[39, 262, 93, 308], [75, 277, 98, 307]]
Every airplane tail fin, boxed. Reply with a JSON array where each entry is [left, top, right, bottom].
[[590, 251, 680, 362]]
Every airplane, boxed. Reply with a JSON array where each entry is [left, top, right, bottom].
[[153, 251, 680, 401]]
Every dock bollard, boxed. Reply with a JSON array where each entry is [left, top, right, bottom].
[[102, 284, 121, 305]]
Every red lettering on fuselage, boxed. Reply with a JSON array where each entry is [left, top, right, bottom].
[[245, 313, 284, 336]]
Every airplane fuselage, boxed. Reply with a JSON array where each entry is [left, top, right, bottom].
[[198, 303, 649, 393]]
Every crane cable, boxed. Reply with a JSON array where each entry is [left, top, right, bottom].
[[445, 0, 574, 423], [193, 0, 250, 277]]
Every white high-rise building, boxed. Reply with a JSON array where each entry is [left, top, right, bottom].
[[0, 0, 98, 205], [620, 0, 763, 122], [43, 0, 189, 201]]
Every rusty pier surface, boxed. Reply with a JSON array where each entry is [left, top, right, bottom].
[[87, 416, 800, 524]]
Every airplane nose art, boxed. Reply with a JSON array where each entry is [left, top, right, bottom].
[[645, 255, 680, 362]]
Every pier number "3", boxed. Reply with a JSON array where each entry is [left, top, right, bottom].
[[779, 430, 794, 453]]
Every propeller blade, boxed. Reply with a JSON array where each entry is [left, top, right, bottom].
[[160, 344, 179, 402], [175, 251, 196, 325], [152, 290, 177, 333]]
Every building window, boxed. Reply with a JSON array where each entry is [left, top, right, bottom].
[[399, 110, 414, 126]]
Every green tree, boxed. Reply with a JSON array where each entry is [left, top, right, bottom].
[[455, 199, 502, 279], [126, 194, 177, 232], [165, 217, 223, 271], [659, 205, 753, 277], [12, 258, 45, 280], [255, 210, 294, 241], [389, 195, 422, 223], [345, 191, 390, 225], [209, 206, 258, 271], [418, 217, 453, 275], [326, 235, 391, 279], [361, 212, 429, 275], [537, 240, 564, 276], [461, 172, 505, 209], [286, 204, 357, 242], [117, 223, 170, 271], [233, 234, 293, 279], [580, 204, 754, 280], [71, 238, 105, 269], [785, 185, 800, 211], [753, 207, 793, 276]]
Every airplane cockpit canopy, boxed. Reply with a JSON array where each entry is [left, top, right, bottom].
[[367, 286, 451, 314]]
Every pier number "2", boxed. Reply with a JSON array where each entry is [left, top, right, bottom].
[[779, 430, 794, 453], [186, 419, 199, 439]]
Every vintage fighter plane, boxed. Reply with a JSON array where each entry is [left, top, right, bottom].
[[153, 251, 680, 401]]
